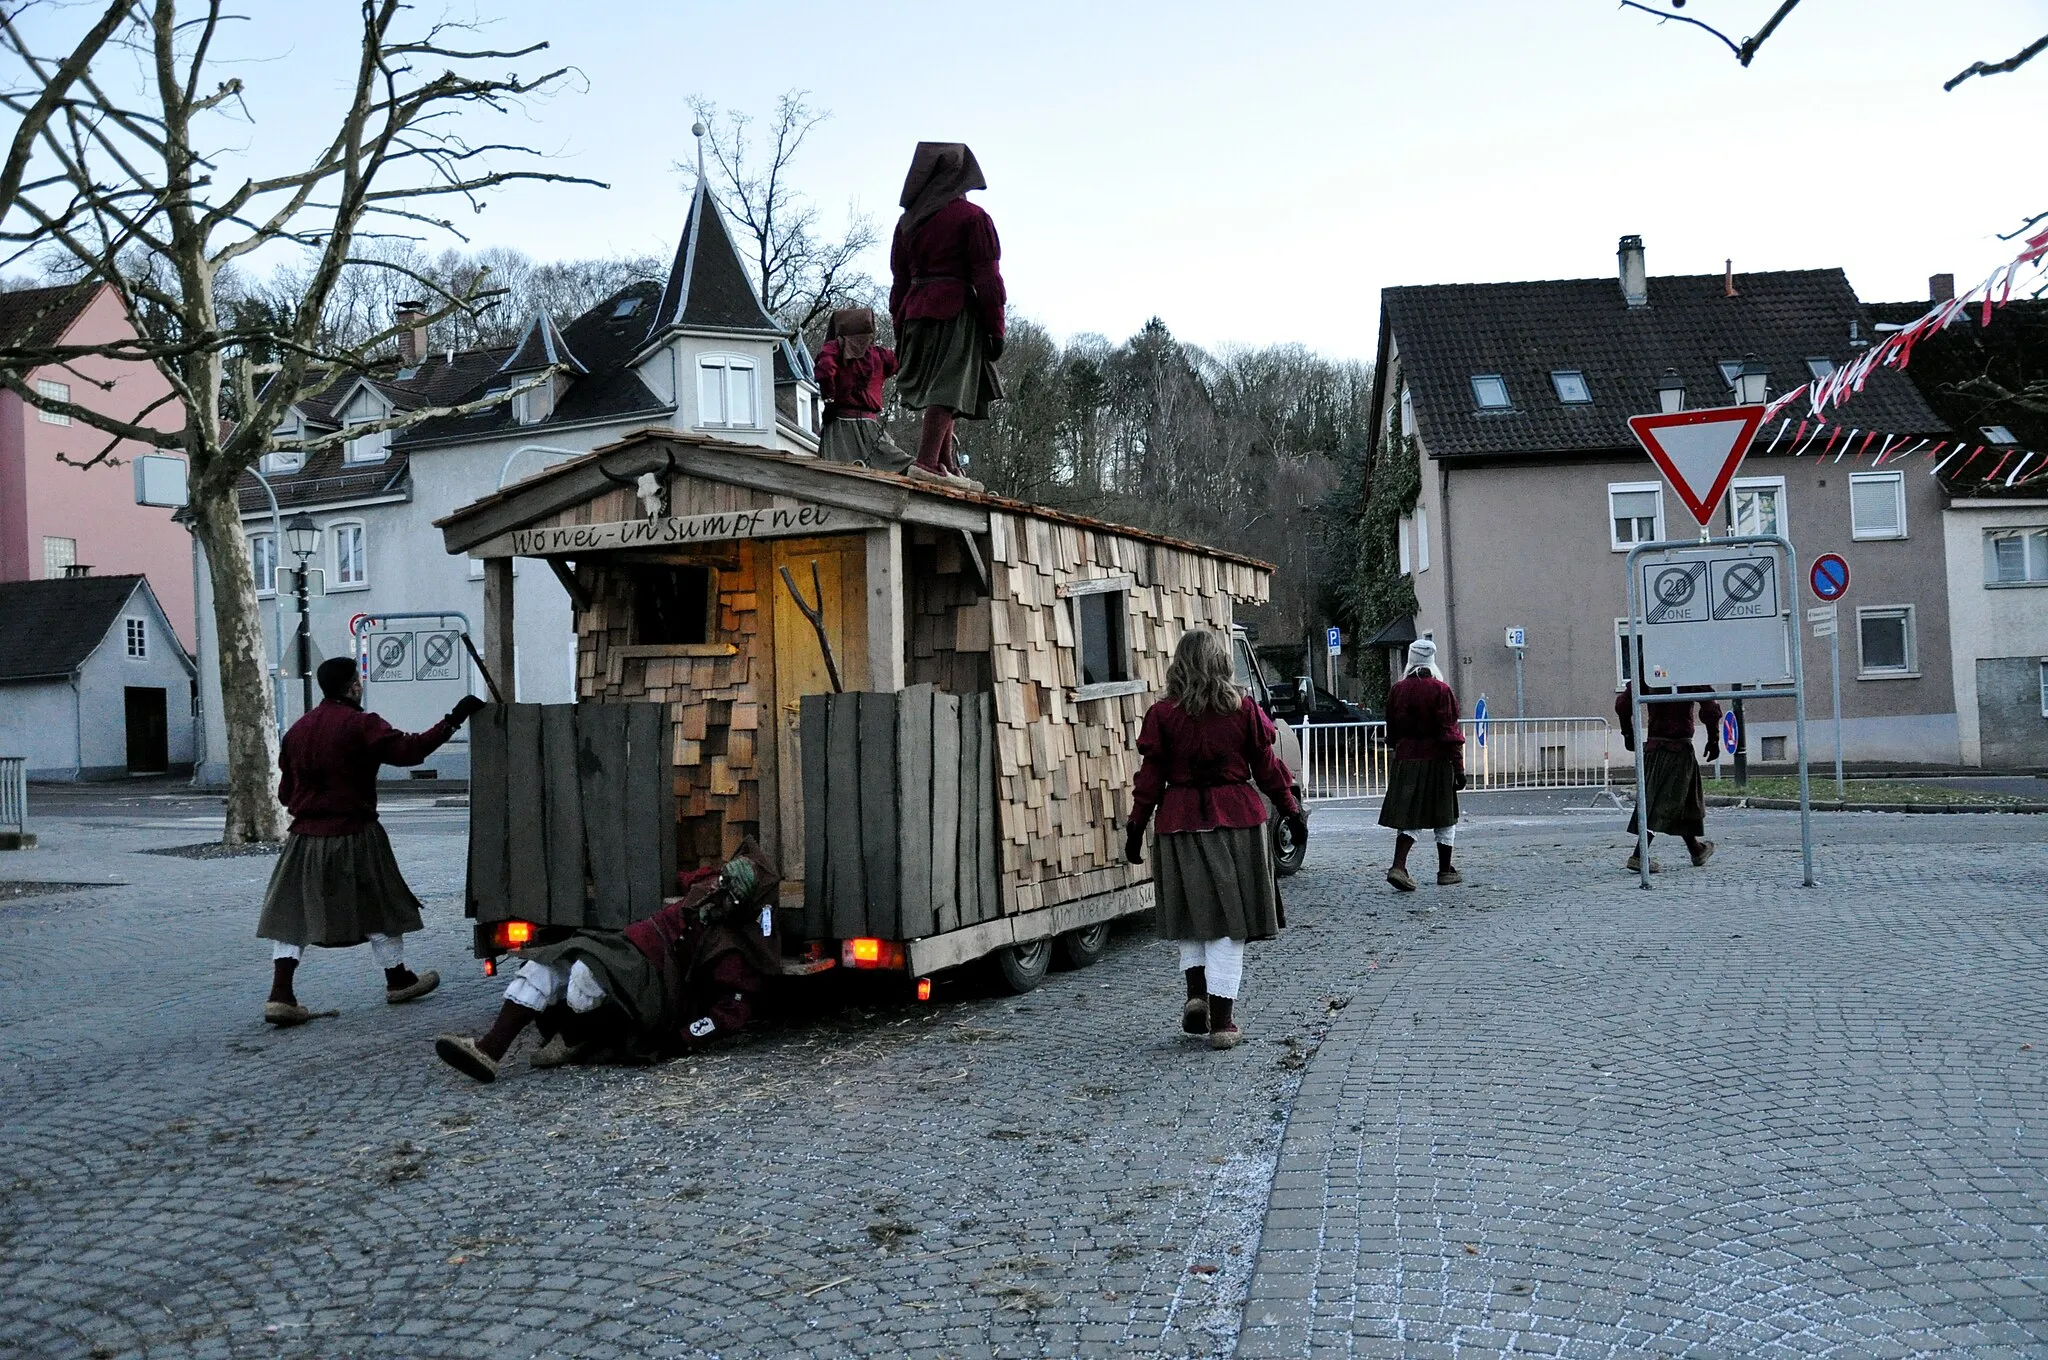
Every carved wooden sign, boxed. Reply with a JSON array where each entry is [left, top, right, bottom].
[[470, 503, 883, 559]]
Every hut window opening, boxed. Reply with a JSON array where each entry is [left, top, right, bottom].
[[1076, 590, 1130, 686], [633, 565, 714, 645]]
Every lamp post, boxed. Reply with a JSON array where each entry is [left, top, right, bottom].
[[284, 512, 321, 715], [1656, 368, 1686, 414]]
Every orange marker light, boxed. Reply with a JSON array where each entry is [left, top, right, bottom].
[[493, 919, 536, 950], [850, 937, 882, 964], [917, 977, 933, 1002]]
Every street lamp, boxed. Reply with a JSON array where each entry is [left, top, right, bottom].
[[1734, 354, 1770, 405], [284, 512, 320, 714], [1656, 368, 1686, 414]]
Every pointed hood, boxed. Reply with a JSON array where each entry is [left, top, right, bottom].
[[653, 177, 784, 339], [498, 310, 586, 375]]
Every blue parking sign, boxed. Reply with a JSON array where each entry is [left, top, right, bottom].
[[1325, 625, 1342, 655]]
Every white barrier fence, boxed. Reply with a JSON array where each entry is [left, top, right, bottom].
[[0, 756, 25, 835], [1296, 717, 1615, 803]]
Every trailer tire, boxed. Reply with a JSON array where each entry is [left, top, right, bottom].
[[993, 939, 1052, 994], [1274, 812, 1307, 877], [1055, 922, 1111, 970]]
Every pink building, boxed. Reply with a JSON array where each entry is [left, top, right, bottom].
[[0, 282, 194, 649]]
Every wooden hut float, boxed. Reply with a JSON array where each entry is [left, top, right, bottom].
[[435, 428, 1275, 981]]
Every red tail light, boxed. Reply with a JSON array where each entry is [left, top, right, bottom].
[[916, 977, 933, 1001], [841, 938, 906, 970], [492, 919, 536, 950]]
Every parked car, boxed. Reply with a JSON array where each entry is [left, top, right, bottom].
[[1263, 675, 1375, 727], [1230, 626, 1309, 876]]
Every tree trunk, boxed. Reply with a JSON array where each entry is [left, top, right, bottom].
[[190, 476, 285, 845]]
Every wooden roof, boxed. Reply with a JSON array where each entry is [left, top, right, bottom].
[[435, 428, 1275, 572]]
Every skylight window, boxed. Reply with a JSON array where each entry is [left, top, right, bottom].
[[612, 298, 642, 318], [1550, 370, 1592, 404], [1982, 424, 2018, 445], [1717, 359, 1744, 387], [1806, 357, 1836, 380], [1471, 374, 1510, 409]]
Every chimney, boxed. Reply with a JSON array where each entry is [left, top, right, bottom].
[[1618, 235, 1648, 309], [1928, 273, 1955, 303], [1723, 259, 1738, 298], [62, 563, 92, 578], [394, 300, 428, 366]]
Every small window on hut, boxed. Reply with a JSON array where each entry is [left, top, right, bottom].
[[1077, 591, 1129, 686], [632, 565, 713, 645]]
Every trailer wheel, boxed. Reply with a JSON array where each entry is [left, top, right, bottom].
[[993, 938, 1052, 994], [1274, 812, 1307, 877], [1055, 923, 1111, 970]]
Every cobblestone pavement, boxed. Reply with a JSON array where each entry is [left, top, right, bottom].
[[1239, 805, 2048, 1359], [6, 784, 2044, 1358], [0, 781, 1418, 1360]]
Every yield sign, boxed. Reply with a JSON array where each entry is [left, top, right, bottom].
[[1626, 405, 1768, 527]]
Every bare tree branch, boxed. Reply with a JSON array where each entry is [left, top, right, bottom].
[[1946, 31, 2048, 90]]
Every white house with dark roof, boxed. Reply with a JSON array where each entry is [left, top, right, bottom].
[[0, 573, 195, 780], [191, 175, 821, 786], [1368, 235, 1960, 765]]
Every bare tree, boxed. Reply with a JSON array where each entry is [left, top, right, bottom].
[[683, 90, 879, 338], [0, 1, 600, 843], [1618, 0, 2046, 90]]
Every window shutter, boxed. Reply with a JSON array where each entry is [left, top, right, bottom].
[[1850, 475, 1902, 537]]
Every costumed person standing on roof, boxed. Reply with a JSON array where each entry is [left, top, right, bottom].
[[814, 307, 910, 472], [1378, 638, 1466, 892], [890, 141, 1004, 492], [434, 842, 782, 1083], [1615, 674, 1719, 872], [1125, 628, 1306, 1051], [258, 657, 483, 1026]]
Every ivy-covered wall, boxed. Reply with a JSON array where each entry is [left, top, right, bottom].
[[1319, 368, 1421, 711]]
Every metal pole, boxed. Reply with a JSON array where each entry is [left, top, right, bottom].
[[1784, 538, 1816, 888], [1514, 647, 1525, 718], [1732, 695, 1748, 789], [1626, 546, 1652, 889], [295, 565, 312, 714], [1830, 622, 1844, 800], [246, 468, 289, 737]]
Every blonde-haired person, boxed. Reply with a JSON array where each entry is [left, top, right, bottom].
[[1378, 638, 1466, 891], [1125, 628, 1307, 1050]]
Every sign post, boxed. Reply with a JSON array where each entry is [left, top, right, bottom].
[[1325, 625, 1341, 697], [1807, 552, 1850, 801], [1504, 627, 1527, 717], [1624, 403, 1813, 890]]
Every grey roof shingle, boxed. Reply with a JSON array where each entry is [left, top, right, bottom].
[[0, 281, 98, 349], [0, 574, 144, 681], [653, 181, 783, 339], [1386, 269, 1948, 460]]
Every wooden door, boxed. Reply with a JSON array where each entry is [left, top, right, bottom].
[[770, 536, 868, 883]]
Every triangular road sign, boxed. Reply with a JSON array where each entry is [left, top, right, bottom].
[[1627, 405, 1767, 527]]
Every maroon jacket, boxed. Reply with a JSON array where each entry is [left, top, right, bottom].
[[814, 338, 897, 419], [278, 699, 456, 836], [1130, 696, 1300, 836], [1385, 674, 1465, 764], [1616, 684, 1723, 756], [889, 198, 1006, 340]]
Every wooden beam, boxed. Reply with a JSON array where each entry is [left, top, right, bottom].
[[545, 557, 590, 612], [959, 530, 991, 595], [482, 557, 517, 702], [865, 522, 906, 692]]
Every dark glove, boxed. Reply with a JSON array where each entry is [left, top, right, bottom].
[[1124, 824, 1145, 866], [1705, 744, 1721, 762], [447, 694, 486, 726], [1285, 810, 1309, 846], [984, 329, 1005, 362], [1454, 764, 1468, 791]]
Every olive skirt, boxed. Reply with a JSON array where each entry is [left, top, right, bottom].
[[516, 931, 666, 1030], [819, 416, 911, 472], [1379, 758, 1461, 831], [896, 312, 1002, 419], [256, 823, 423, 948], [1628, 748, 1707, 838], [1153, 823, 1281, 943]]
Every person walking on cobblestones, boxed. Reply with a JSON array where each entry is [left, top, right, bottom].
[[1126, 628, 1306, 1051], [1615, 679, 1719, 872], [1379, 638, 1466, 892], [258, 657, 482, 1026]]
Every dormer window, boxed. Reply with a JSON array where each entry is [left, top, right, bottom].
[[1550, 370, 1592, 404], [1716, 359, 1744, 387], [612, 297, 642, 319], [343, 422, 390, 464], [513, 379, 555, 426], [1806, 357, 1836, 380], [261, 449, 304, 475], [697, 355, 758, 430], [1470, 374, 1510, 410]]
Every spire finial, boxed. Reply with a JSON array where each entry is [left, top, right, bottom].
[[691, 121, 706, 183]]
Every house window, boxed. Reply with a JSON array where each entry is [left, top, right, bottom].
[[1074, 590, 1131, 687], [1415, 506, 1430, 571], [632, 565, 713, 645], [1614, 618, 1635, 688], [1608, 483, 1662, 551], [1397, 516, 1412, 575], [513, 380, 555, 426], [125, 618, 147, 659], [612, 297, 642, 318], [1985, 529, 2048, 585], [1550, 370, 1591, 404], [697, 355, 759, 429], [35, 378, 70, 423], [1805, 357, 1837, 380], [1729, 476, 1786, 538], [2040, 659, 2048, 718], [1716, 359, 1744, 387], [1470, 374, 1510, 410], [1761, 736, 1787, 762], [250, 532, 279, 597], [332, 522, 367, 588], [343, 422, 390, 464], [1849, 471, 1906, 540], [42, 536, 75, 578], [1399, 385, 1415, 436], [1982, 424, 2018, 445], [261, 449, 304, 474], [1856, 606, 1916, 678]]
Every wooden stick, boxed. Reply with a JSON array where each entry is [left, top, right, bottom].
[[779, 560, 843, 693], [459, 631, 505, 703]]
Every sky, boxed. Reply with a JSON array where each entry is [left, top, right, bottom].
[[24, 1, 2048, 362]]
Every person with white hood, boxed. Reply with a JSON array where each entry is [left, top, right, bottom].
[[1377, 638, 1466, 891]]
